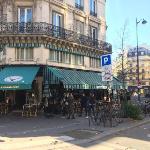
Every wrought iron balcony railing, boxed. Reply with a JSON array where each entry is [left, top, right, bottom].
[[90, 11, 97, 17], [0, 22, 112, 52], [75, 3, 84, 11]]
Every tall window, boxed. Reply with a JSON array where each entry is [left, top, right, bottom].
[[0, 51, 4, 61], [90, 26, 97, 40], [76, 0, 82, 5], [142, 69, 145, 73], [75, 0, 84, 10], [18, 8, 32, 22], [52, 12, 64, 37], [60, 52, 70, 64], [18, 7, 32, 32], [90, 0, 97, 16], [49, 50, 59, 62], [90, 57, 100, 68], [52, 12, 63, 27], [76, 20, 84, 34], [141, 51, 145, 55], [142, 75, 145, 80], [0, 11, 7, 22], [15, 48, 33, 61], [130, 69, 132, 73], [72, 54, 84, 66], [49, 50, 71, 64]]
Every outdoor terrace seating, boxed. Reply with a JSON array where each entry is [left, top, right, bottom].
[[22, 104, 38, 117], [0, 102, 8, 115]]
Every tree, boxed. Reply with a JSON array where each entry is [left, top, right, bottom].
[[113, 20, 130, 89]]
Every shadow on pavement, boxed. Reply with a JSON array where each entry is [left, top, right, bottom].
[[0, 113, 149, 150]]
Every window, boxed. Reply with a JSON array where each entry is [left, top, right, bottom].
[[90, 26, 98, 46], [128, 53, 132, 56], [0, 51, 4, 61], [75, 0, 84, 10], [49, 50, 71, 64], [90, 0, 97, 17], [52, 12, 63, 27], [15, 48, 33, 61], [75, 0, 82, 5], [0, 12, 7, 22], [142, 75, 145, 80], [18, 7, 32, 33], [18, 7, 32, 23], [76, 20, 84, 34], [130, 69, 132, 73], [90, 26, 97, 40], [141, 51, 144, 55], [60, 51, 71, 64], [52, 12, 64, 37], [90, 57, 100, 68], [49, 50, 59, 62], [72, 54, 84, 66], [142, 69, 145, 73]]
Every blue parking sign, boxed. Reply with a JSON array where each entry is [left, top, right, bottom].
[[101, 54, 112, 66]]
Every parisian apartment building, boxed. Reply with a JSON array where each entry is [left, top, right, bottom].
[[0, 0, 119, 109], [126, 47, 150, 95]]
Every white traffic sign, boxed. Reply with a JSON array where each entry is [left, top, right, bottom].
[[101, 54, 112, 81]]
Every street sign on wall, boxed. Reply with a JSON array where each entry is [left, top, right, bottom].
[[101, 54, 113, 81]]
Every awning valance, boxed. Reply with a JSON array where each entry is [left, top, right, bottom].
[[0, 66, 39, 90], [47, 67, 104, 89]]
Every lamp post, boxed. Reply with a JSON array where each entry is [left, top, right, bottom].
[[136, 18, 147, 101]]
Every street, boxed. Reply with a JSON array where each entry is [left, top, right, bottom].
[[80, 122, 150, 150], [0, 114, 149, 150]]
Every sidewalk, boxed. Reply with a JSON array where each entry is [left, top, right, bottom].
[[0, 114, 150, 150]]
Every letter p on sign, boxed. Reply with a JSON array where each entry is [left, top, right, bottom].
[[101, 54, 111, 66]]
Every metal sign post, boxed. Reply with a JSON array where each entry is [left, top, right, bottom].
[[101, 54, 112, 82], [101, 54, 113, 100]]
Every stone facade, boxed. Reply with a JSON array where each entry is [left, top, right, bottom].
[[126, 47, 150, 95], [0, 0, 111, 72]]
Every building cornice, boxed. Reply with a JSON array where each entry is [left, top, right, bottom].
[[89, 15, 101, 25]]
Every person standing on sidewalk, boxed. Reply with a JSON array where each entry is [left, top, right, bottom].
[[80, 93, 88, 116], [86, 93, 95, 118], [67, 93, 75, 119]]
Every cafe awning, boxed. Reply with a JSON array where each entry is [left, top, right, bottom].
[[47, 67, 105, 89], [0, 66, 39, 90]]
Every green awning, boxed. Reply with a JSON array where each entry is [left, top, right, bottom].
[[112, 77, 123, 90], [48, 67, 104, 89], [0, 66, 39, 90]]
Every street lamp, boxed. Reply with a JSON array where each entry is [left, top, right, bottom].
[[136, 18, 147, 101]]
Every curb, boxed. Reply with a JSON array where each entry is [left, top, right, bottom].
[[71, 118, 150, 145]]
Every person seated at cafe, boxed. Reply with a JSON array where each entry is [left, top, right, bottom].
[[43, 96, 49, 116], [103, 95, 112, 103], [5, 96, 12, 112]]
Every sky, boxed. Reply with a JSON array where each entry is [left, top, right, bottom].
[[106, 0, 150, 59]]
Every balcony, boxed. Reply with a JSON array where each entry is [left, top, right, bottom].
[[90, 11, 97, 17], [75, 3, 84, 11], [0, 22, 112, 53]]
